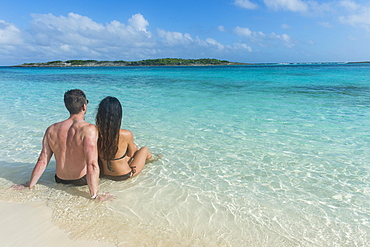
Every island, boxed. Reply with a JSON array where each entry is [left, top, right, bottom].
[[15, 58, 246, 67]]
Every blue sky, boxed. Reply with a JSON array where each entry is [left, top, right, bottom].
[[1, 0, 370, 65]]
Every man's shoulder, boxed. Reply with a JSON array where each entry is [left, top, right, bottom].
[[46, 120, 65, 133], [49, 118, 72, 129], [84, 122, 97, 130], [82, 122, 98, 136]]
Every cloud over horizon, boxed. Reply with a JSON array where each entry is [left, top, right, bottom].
[[0, 12, 254, 64]]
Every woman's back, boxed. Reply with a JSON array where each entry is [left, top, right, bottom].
[[100, 129, 136, 177]]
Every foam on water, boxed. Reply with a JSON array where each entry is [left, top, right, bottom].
[[0, 64, 369, 246]]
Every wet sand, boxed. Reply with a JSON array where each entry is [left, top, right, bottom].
[[0, 201, 114, 247]]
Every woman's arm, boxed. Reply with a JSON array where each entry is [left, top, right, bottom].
[[125, 130, 138, 157], [120, 129, 138, 157]]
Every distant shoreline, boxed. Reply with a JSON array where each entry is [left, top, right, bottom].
[[13, 58, 248, 67], [12, 59, 370, 67]]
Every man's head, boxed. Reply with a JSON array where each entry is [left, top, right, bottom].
[[64, 89, 88, 114]]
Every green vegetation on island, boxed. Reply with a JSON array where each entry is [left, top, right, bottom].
[[347, 61, 370, 64], [18, 58, 245, 67]]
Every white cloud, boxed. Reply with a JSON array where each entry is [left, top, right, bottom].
[[0, 20, 23, 45], [0, 12, 256, 64], [157, 29, 193, 46], [234, 26, 294, 47], [263, 0, 308, 13], [31, 13, 105, 34], [29, 12, 155, 53], [0, 13, 158, 62], [218, 25, 226, 32], [233, 43, 253, 52], [60, 44, 71, 52], [197, 37, 253, 54], [205, 38, 225, 50], [128, 13, 149, 32], [318, 22, 333, 28], [234, 26, 253, 37], [234, 0, 258, 10], [234, 26, 267, 39], [260, 0, 334, 17], [338, 1, 370, 31], [271, 32, 294, 47], [340, 10, 370, 26], [339, 0, 360, 11], [281, 24, 290, 29]]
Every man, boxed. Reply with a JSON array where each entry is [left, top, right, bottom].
[[16, 89, 103, 199]]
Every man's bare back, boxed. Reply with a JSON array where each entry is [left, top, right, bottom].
[[49, 118, 96, 180]]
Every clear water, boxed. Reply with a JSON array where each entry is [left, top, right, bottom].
[[0, 64, 369, 246]]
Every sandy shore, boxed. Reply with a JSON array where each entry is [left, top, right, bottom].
[[0, 201, 114, 247]]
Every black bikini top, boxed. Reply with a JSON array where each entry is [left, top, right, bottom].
[[110, 148, 128, 161], [107, 148, 128, 172]]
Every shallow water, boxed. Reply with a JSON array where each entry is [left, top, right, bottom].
[[0, 64, 369, 246]]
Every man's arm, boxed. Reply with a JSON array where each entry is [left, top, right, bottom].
[[84, 126, 100, 198], [29, 128, 53, 188]]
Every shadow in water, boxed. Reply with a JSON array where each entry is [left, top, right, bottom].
[[0, 160, 91, 199]]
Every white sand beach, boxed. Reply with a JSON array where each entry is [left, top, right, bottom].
[[0, 201, 114, 247]]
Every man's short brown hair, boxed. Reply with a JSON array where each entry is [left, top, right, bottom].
[[64, 89, 87, 114]]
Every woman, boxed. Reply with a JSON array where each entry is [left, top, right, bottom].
[[96, 96, 152, 181]]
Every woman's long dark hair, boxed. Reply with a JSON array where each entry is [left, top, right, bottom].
[[96, 96, 122, 160]]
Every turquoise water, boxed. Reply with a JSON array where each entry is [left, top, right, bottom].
[[0, 64, 369, 246]]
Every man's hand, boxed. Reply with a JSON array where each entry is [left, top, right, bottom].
[[94, 192, 116, 202], [11, 182, 29, 190]]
